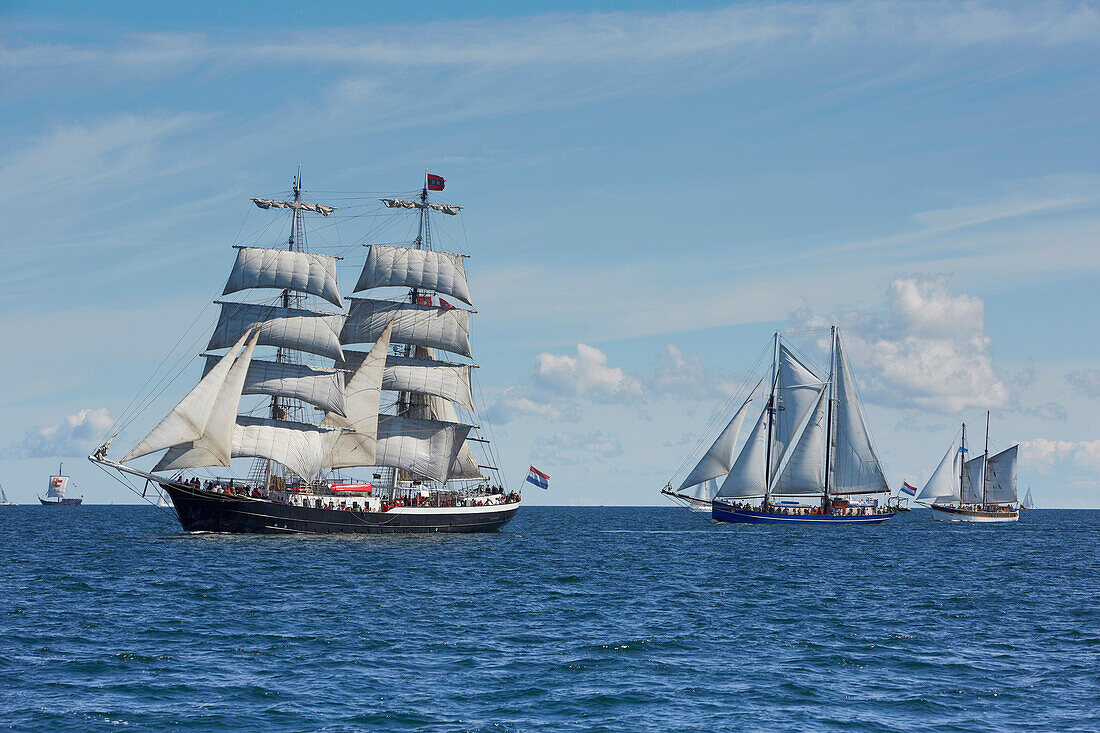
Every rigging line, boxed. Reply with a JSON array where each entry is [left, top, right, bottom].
[[470, 371, 508, 489], [665, 341, 771, 485]]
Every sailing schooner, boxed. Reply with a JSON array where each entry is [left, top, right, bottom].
[[91, 171, 519, 534], [663, 328, 900, 524], [39, 463, 83, 506], [915, 413, 1021, 523]]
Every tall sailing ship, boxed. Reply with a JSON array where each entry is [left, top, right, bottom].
[[39, 463, 82, 506], [914, 413, 1020, 523], [663, 328, 900, 524], [91, 171, 519, 534]]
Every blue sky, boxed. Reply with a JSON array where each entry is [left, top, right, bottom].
[[2, 1, 1099, 506]]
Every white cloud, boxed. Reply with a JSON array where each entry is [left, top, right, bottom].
[[8, 408, 114, 458], [792, 277, 1009, 413], [486, 386, 576, 425], [647, 344, 714, 400], [1020, 438, 1100, 473], [1025, 402, 1069, 422], [1066, 369, 1100, 398], [534, 343, 643, 404]]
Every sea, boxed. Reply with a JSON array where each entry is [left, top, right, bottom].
[[1, 506, 1097, 732]]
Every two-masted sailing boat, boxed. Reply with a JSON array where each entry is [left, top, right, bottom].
[[663, 328, 900, 524], [914, 413, 1020, 522], [91, 171, 519, 534], [39, 463, 82, 506]]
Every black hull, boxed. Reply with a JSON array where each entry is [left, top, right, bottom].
[[39, 498, 82, 506], [162, 483, 518, 535]]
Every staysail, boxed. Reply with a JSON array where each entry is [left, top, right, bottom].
[[678, 379, 763, 491], [960, 455, 985, 503], [203, 356, 347, 417], [772, 346, 824, 473], [916, 442, 960, 503], [322, 323, 392, 469], [771, 387, 828, 495], [715, 405, 770, 499]]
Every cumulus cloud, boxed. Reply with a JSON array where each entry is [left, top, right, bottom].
[[1020, 438, 1100, 473], [793, 277, 1009, 413], [8, 408, 114, 458], [486, 386, 578, 425], [534, 343, 643, 403], [647, 344, 714, 400], [1066, 369, 1100, 398], [532, 431, 624, 465]]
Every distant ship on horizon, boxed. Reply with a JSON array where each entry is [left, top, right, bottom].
[[914, 412, 1022, 523], [39, 463, 82, 506], [0, 483, 13, 506]]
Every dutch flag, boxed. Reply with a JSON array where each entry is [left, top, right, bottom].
[[525, 466, 550, 490], [901, 481, 917, 497]]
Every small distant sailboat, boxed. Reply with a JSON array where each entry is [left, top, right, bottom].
[[0, 483, 13, 506], [915, 412, 1019, 522], [1021, 487, 1035, 510], [664, 327, 899, 524], [39, 463, 83, 506]]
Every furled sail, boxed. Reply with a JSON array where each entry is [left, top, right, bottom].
[[678, 379, 763, 491], [208, 302, 345, 362], [341, 298, 471, 358], [379, 198, 462, 216], [251, 198, 335, 216], [715, 405, 770, 499], [916, 443, 960, 503], [960, 455, 985, 504], [374, 415, 473, 483], [156, 331, 260, 471], [336, 352, 474, 409], [771, 387, 827, 495], [222, 247, 343, 308], [772, 347, 825, 473], [828, 338, 889, 494], [322, 323, 392, 469], [203, 356, 346, 417], [983, 445, 1018, 504], [124, 330, 252, 462], [354, 245, 473, 306]]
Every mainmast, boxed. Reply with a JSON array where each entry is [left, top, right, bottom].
[[960, 422, 967, 505], [822, 326, 836, 505], [762, 332, 780, 506], [982, 410, 990, 506]]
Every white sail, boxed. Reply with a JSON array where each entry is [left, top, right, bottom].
[[374, 415, 473, 483], [715, 405, 770, 499], [322, 323, 393, 469], [251, 198, 335, 216], [678, 379, 763, 491], [46, 475, 69, 498], [828, 338, 889, 494], [916, 442, 960, 502], [341, 298, 471, 358], [426, 394, 483, 480], [379, 198, 462, 215], [203, 356, 346, 417], [124, 330, 252, 461], [1022, 487, 1035, 509], [355, 245, 473, 306], [772, 346, 825, 473], [222, 247, 343, 308], [772, 387, 827, 495], [336, 353, 475, 409], [208, 302, 345, 362], [960, 455, 985, 504], [984, 445, 1018, 504]]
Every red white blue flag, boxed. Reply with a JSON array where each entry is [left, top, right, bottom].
[[427, 174, 445, 191], [901, 481, 917, 496], [526, 466, 550, 490]]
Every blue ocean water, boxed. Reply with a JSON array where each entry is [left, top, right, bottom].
[[1, 506, 1097, 732]]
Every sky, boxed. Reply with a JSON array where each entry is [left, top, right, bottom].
[[2, 0, 1099, 506]]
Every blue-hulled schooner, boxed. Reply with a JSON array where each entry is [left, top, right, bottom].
[[91, 171, 518, 534], [663, 328, 900, 524]]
